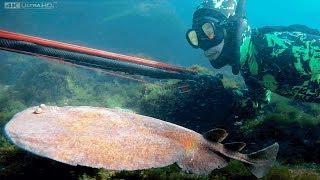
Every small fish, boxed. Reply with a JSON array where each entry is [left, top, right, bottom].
[[4, 106, 279, 178]]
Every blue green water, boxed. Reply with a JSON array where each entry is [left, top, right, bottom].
[[1, 0, 319, 68]]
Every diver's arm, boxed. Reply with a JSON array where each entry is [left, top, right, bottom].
[[173, 74, 271, 119], [140, 74, 236, 129], [230, 77, 272, 117], [230, 88, 271, 117]]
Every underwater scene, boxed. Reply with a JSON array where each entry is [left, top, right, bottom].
[[1, 0, 320, 179]]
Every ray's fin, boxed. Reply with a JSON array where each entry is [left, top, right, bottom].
[[177, 146, 228, 175], [245, 143, 279, 178], [224, 142, 246, 151], [203, 128, 228, 143]]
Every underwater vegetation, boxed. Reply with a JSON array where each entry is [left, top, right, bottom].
[[238, 94, 320, 164], [1, 53, 320, 179]]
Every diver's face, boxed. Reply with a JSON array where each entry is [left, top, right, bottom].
[[204, 39, 224, 61], [203, 28, 228, 69]]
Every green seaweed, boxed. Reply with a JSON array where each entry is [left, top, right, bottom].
[[189, 64, 215, 74], [263, 164, 320, 180], [240, 93, 320, 134], [209, 160, 253, 179], [79, 165, 204, 180]]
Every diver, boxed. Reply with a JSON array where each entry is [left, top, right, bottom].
[[183, 0, 320, 118]]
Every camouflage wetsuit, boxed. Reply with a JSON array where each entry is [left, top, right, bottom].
[[187, 0, 320, 115], [230, 25, 320, 116]]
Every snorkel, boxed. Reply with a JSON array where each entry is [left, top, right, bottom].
[[229, 0, 247, 75]]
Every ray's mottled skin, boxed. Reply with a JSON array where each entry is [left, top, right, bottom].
[[4, 106, 278, 178]]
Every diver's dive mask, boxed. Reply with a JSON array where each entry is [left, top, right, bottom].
[[186, 9, 227, 51]]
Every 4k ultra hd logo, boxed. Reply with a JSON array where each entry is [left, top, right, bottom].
[[4, 2, 56, 9]]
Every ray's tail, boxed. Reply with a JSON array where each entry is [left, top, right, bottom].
[[202, 128, 279, 178], [244, 143, 279, 178]]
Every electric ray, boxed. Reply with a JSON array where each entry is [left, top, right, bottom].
[[4, 105, 279, 178]]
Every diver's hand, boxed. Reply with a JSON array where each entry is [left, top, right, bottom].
[[141, 73, 238, 132], [174, 74, 235, 120], [185, 73, 225, 92]]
